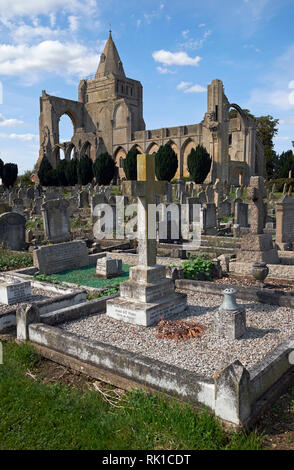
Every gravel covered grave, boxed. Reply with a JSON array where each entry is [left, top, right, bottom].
[[61, 290, 294, 378]]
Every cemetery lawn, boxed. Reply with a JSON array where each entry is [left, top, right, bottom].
[[51, 264, 130, 288], [0, 248, 33, 271], [0, 339, 264, 451]]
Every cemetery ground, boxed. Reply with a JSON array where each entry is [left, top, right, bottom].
[[0, 337, 293, 450]]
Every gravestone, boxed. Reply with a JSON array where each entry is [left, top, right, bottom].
[[201, 203, 217, 235], [106, 154, 187, 326], [237, 177, 279, 264], [0, 280, 31, 305], [205, 185, 214, 203], [213, 179, 223, 207], [0, 212, 26, 250], [79, 190, 89, 208], [95, 257, 122, 279], [219, 198, 231, 218], [42, 199, 71, 243], [12, 198, 24, 215], [234, 199, 249, 227], [275, 195, 294, 250], [33, 240, 89, 274]]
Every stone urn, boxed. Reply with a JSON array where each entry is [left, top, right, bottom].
[[219, 288, 239, 311], [251, 262, 269, 287]]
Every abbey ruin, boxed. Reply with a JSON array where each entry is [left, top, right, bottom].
[[37, 31, 265, 185]]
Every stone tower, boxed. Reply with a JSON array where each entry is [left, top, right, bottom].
[[78, 31, 145, 155]]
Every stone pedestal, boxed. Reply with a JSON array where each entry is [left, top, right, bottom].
[[237, 233, 280, 264], [214, 288, 246, 340], [106, 265, 187, 326], [95, 257, 122, 279]]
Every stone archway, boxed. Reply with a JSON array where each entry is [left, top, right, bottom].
[[146, 142, 159, 155], [182, 138, 196, 178], [114, 146, 127, 178]]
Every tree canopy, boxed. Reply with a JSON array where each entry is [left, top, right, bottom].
[[2, 163, 18, 189], [187, 145, 211, 183], [123, 147, 139, 180], [155, 144, 178, 182], [93, 152, 116, 185]]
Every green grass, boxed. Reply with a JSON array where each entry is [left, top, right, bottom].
[[0, 248, 33, 271], [0, 340, 264, 450], [26, 217, 43, 231], [51, 263, 130, 288]]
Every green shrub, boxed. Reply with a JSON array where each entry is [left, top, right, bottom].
[[123, 147, 139, 180], [155, 144, 178, 182], [0, 248, 33, 271], [65, 158, 78, 186], [2, 163, 18, 189], [187, 145, 211, 183], [77, 155, 94, 185], [182, 256, 213, 280], [93, 152, 115, 185], [37, 156, 53, 186]]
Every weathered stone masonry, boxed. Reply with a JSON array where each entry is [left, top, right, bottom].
[[37, 31, 265, 185]]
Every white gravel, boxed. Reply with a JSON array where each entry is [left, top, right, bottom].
[[61, 290, 294, 378]]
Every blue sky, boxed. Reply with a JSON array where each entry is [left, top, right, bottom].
[[0, 0, 293, 174]]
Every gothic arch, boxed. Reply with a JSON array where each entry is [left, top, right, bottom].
[[146, 142, 159, 154], [130, 144, 143, 154], [182, 138, 196, 178], [64, 143, 76, 161], [80, 141, 92, 160], [114, 146, 127, 178]]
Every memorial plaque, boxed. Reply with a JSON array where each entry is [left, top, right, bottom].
[[0, 280, 32, 305]]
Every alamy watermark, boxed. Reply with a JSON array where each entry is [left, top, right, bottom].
[[92, 198, 202, 250]]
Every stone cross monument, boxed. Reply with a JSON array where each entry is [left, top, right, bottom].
[[106, 154, 187, 326], [236, 176, 279, 265]]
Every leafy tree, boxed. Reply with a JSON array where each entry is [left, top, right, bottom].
[[55, 159, 69, 186], [20, 170, 34, 186], [273, 150, 294, 179], [37, 156, 53, 186], [187, 145, 211, 183], [93, 152, 116, 185], [155, 144, 178, 181], [77, 155, 94, 185], [2, 163, 18, 189], [0, 158, 4, 179], [123, 147, 139, 180], [65, 158, 78, 186], [256, 115, 279, 178]]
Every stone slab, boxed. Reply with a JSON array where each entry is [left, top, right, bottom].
[[106, 292, 187, 326], [33, 240, 89, 275], [0, 280, 31, 305]]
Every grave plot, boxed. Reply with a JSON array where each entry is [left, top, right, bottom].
[[17, 156, 294, 428]]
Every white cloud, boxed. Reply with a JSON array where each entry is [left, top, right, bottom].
[[68, 15, 79, 32], [12, 24, 62, 43], [157, 66, 175, 74], [179, 30, 212, 51], [0, 0, 96, 18], [0, 132, 38, 141], [184, 84, 206, 93], [177, 81, 206, 93], [177, 81, 192, 90], [0, 113, 24, 127], [289, 80, 294, 89], [0, 40, 104, 78], [152, 50, 201, 67]]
